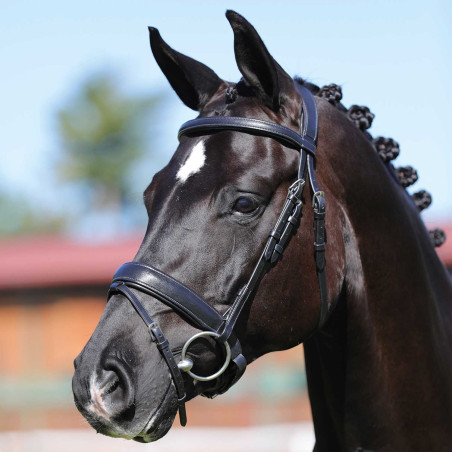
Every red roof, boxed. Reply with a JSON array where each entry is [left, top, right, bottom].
[[0, 225, 450, 290], [0, 235, 142, 289]]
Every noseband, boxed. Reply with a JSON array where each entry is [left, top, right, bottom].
[[108, 84, 328, 426]]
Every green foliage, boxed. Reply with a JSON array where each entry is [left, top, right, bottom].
[[0, 192, 66, 237], [57, 72, 162, 210], [0, 71, 162, 238]]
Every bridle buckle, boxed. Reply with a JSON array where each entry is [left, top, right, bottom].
[[148, 321, 160, 342], [288, 178, 305, 203], [312, 190, 325, 208], [289, 178, 305, 192]]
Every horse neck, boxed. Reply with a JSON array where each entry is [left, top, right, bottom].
[[305, 104, 452, 450]]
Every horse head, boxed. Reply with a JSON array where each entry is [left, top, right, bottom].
[[72, 10, 343, 441], [72, 10, 452, 449]]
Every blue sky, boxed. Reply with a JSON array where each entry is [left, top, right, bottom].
[[1, 0, 451, 229]]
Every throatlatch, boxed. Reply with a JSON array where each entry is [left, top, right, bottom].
[[108, 83, 328, 426]]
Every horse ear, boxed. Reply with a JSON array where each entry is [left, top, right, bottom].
[[226, 10, 294, 111], [148, 27, 223, 111]]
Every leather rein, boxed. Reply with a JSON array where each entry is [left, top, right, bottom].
[[108, 84, 328, 426]]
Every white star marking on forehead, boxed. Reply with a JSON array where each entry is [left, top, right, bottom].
[[176, 140, 206, 183]]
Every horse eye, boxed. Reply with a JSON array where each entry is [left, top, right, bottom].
[[233, 197, 258, 214]]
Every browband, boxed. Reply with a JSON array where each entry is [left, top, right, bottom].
[[178, 116, 317, 155]]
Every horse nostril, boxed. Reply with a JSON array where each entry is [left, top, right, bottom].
[[97, 357, 136, 422]]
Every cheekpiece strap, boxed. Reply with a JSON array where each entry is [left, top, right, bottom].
[[298, 84, 329, 328]]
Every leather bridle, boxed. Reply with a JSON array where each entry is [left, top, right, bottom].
[[107, 84, 328, 426]]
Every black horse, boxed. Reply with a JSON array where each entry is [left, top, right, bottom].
[[72, 11, 452, 451]]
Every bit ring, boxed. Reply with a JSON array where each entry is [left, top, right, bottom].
[[179, 331, 231, 382]]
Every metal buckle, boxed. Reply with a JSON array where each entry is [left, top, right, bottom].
[[177, 331, 231, 382], [148, 321, 160, 342], [288, 178, 305, 205], [312, 190, 325, 208], [289, 178, 305, 193]]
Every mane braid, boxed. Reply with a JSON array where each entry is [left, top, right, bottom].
[[292, 77, 446, 246]]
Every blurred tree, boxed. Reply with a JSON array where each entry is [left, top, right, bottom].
[[57, 72, 162, 224], [0, 192, 65, 237]]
